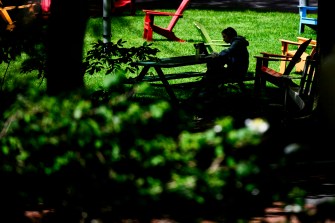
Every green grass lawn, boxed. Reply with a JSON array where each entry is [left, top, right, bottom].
[[1, 7, 317, 95], [83, 8, 316, 97]]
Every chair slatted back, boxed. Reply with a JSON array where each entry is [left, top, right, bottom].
[[285, 55, 319, 113], [299, 56, 318, 109], [167, 0, 190, 31], [193, 21, 230, 53], [193, 21, 214, 52], [283, 38, 312, 76]]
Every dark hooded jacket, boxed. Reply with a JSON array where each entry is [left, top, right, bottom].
[[218, 36, 249, 77]]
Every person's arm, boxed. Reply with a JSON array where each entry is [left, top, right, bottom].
[[210, 40, 239, 57], [218, 40, 239, 57]]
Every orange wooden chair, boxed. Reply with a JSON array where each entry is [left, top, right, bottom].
[[142, 0, 190, 42], [279, 37, 317, 73], [0, 0, 37, 31], [112, 0, 135, 15], [0, 4, 14, 30]]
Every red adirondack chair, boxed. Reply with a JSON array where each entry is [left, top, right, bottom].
[[41, 0, 51, 13], [112, 0, 135, 15], [142, 0, 190, 42]]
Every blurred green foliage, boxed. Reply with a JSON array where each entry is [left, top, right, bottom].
[[0, 10, 313, 221], [0, 72, 277, 221]]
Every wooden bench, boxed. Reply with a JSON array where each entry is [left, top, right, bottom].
[[137, 71, 255, 92], [141, 71, 204, 82]]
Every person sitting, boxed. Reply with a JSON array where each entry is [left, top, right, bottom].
[[193, 27, 250, 99]]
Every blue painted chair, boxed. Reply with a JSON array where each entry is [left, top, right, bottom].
[[298, 6, 318, 34]]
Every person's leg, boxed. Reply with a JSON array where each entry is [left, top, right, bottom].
[[190, 57, 226, 99], [196, 65, 225, 99], [203, 58, 230, 94]]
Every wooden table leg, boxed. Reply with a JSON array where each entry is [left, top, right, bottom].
[[154, 67, 178, 103], [135, 66, 150, 82]]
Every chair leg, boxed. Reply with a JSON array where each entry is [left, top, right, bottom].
[[152, 27, 185, 42], [143, 26, 153, 41], [280, 59, 287, 74], [299, 23, 304, 34], [165, 31, 185, 42], [143, 14, 153, 41], [254, 60, 263, 96]]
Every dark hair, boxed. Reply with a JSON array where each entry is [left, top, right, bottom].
[[222, 27, 237, 38]]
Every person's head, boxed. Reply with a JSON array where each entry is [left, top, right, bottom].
[[221, 27, 238, 43]]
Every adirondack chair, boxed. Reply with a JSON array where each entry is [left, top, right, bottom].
[[279, 37, 317, 73], [298, 5, 317, 34], [112, 0, 135, 15], [283, 56, 319, 117], [193, 21, 230, 53], [0, 3, 14, 30], [41, 0, 51, 13], [142, 0, 190, 42], [0, 0, 36, 31], [254, 38, 312, 95]]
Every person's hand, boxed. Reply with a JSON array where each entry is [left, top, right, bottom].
[[210, 52, 219, 58]]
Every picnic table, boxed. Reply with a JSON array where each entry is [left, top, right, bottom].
[[130, 55, 212, 103]]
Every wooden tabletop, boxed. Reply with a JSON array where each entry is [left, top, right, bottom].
[[133, 55, 213, 68]]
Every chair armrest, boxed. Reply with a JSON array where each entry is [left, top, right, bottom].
[[281, 38, 316, 47], [297, 37, 310, 41], [297, 37, 317, 45], [254, 56, 290, 62], [143, 10, 182, 16], [280, 39, 302, 46], [298, 6, 318, 11], [259, 52, 291, 58], [204, 43, 230, 47], [2, 3, 36, 10], [2, 6, 16, 10], [282, 75, 301, 80]]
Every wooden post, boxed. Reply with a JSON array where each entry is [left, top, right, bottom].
[[103, 0, 111, 43], [299, 0, 309, 6]]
